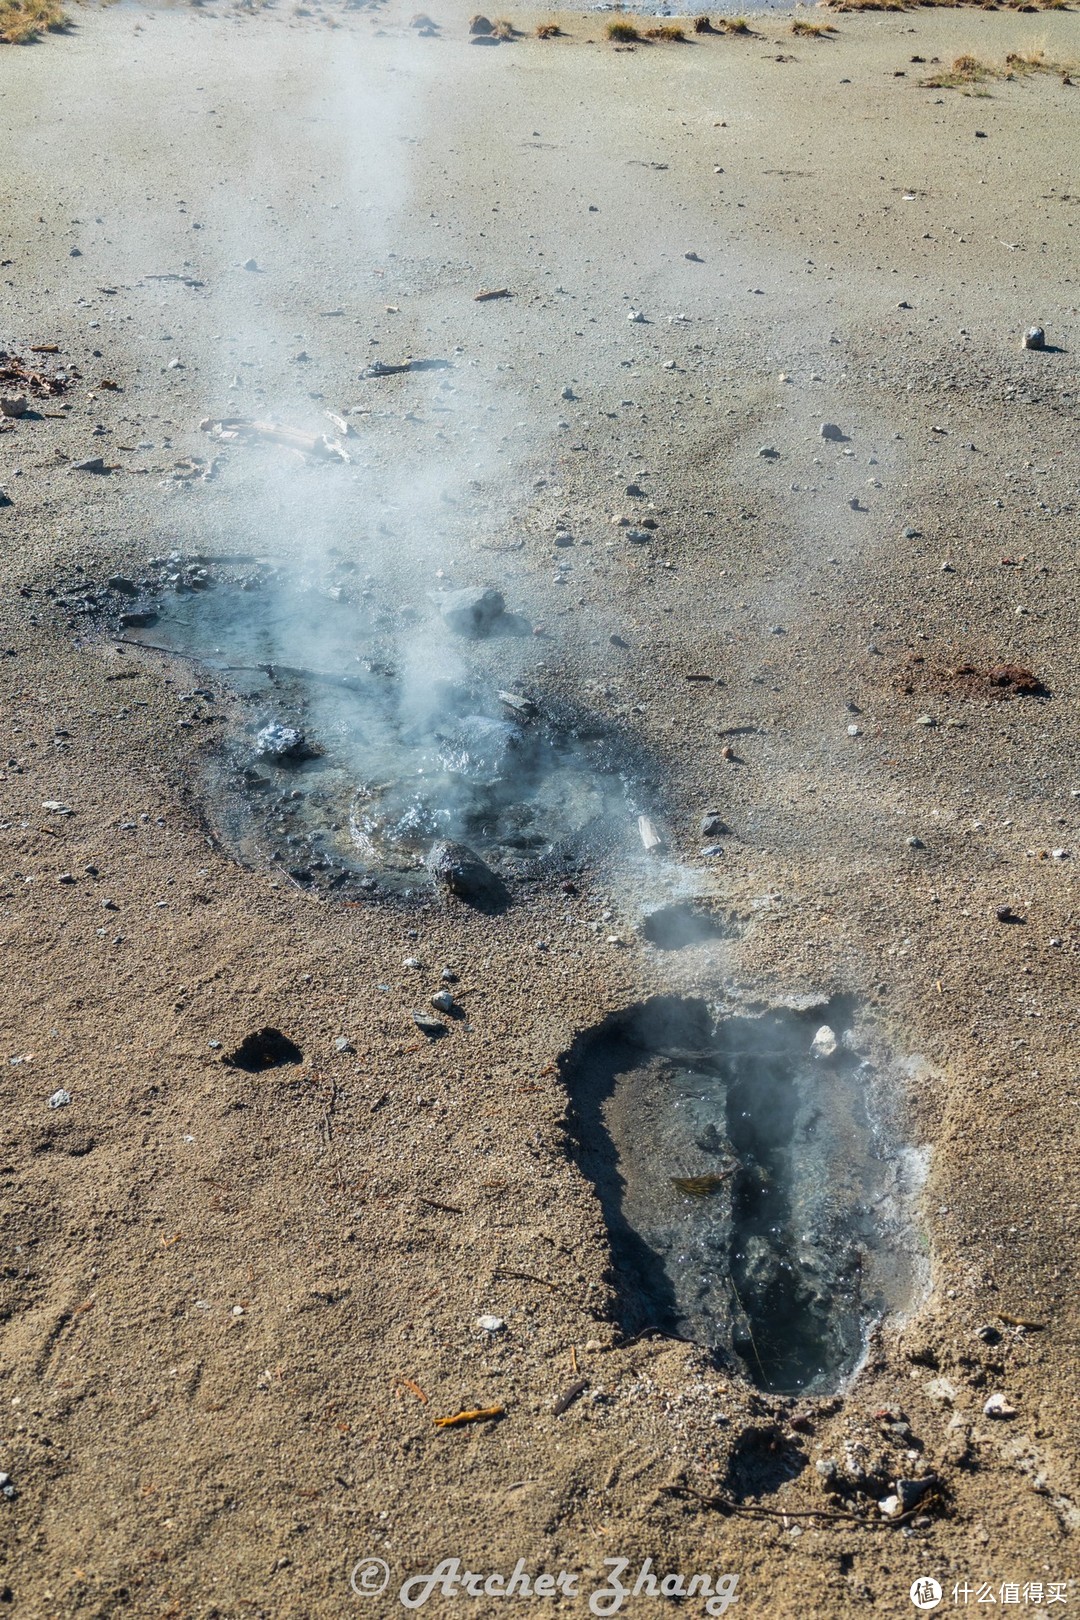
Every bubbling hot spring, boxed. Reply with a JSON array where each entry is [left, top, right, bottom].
[[109, 561, 650, 904], [562, 996, 926, 1394]]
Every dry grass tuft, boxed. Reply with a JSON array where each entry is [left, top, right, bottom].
[[644, 21, 686, 37], [535, 20, 560, 35], [606, 17, 641, 39], [921, 50, 997, 83], [0, 0, 68, 42], [792, 14, 837, 31], [1004, 42, 1079, 72], [693, 12, 713, 28], [491, 16, 515, 36], [718, 14, 753, 30], [828, 0, 1070, 10]]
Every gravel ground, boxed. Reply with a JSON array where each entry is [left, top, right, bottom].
[[0, 3, 1077, 1615]]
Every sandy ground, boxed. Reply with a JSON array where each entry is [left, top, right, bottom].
[[0, 1, 1078, 1614]]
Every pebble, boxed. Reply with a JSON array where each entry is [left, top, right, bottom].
[[437, 585, 505, 637], [758, 446, 780, 459], [916, 715, 937, 728], [476, 1314, 505, 1333], [627, 310, 647, 324], [700, 844, 724, 856], [57, 873, 76, 885], [42, 801, 74, 815], [0, 394, 28, 418], [403, 957, 423, 970], [430, 990, 456, 1014], [983, 1393, 1017, 1419], [256, 723, 313, 762], [1022, 326, 1045, 351], [906, 836, 925, 849], [625, 530, 651, 544], [897, 1476, 937, 1512], [820, 422, 846, 441], [700, 812, 729, 837], [811, 1025, 838, 1059], [48, 1089, 72, 1109], [847, 724, 861, 737], [334, 1036, 355, 1053], [412, 1011, 446, 1038]]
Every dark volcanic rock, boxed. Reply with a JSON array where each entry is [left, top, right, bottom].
[[437, 586, 505, 637], [427, 839, 510, 911]]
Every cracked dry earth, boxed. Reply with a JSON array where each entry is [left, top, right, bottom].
[[0, 1, 1077, 1615]]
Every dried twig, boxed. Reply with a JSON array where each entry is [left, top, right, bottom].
[[433, 1406, 505, 1429], [662, 1483, 938, 1529]]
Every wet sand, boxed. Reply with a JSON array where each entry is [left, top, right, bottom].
[[0, 2, 1078, 1613]]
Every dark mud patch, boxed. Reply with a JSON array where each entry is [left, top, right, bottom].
[[561, 996, 925, 1394]]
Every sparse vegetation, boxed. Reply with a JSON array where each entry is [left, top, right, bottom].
[[921, 49, 996, 84], [644, 21, 686, 38], [491, 17, 515, 37], [694, 13, 714, 30], [920, 44, 1076, 85], [535, 20, 560, 35], [827, 0, 1070, 11], [0, 0, 67, 43], [792, 14, 837, 31], [606, 18, 641, 39], [718, 15, 752, 32], [1004, 43, 1078, 73]]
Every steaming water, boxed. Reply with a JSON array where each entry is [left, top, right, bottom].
[[564, 997, 925, 1394], [120, 565, 644, 900]]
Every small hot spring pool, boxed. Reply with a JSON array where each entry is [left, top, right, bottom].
[[561, 996, 926, 1394], [96, 560, 652, 905]]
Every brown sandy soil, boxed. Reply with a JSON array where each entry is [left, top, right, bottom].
[[0, 1, 1077, 1614]]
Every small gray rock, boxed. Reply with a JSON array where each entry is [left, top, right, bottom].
[[48, 1089, 72, 1109], [700, 812, 730, 837], [430, 990, 456, 1014], [820, 422, 847, 442], [1022, 326, 1045, 351], [256, 723, 313, 762], [427, 840, 507, 909], [896, 1476, 937, 1512], [437, 586, 505, 637], [334, 1036, 355, 1053]]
